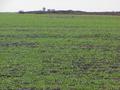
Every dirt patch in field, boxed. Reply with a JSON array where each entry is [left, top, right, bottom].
[[71, 57, 119, 75], [17, 88, 37, 90], [0, 34, 120, 40], [0, 42, 38, 48], [69, 45, 112, 51], [111, 78, 120, 81], [0, 64, 25, 78], [17, 87, 61, 90], [0, 34, 63, 39]]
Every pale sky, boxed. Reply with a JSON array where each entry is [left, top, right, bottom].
[[0, 0, 120, 12]]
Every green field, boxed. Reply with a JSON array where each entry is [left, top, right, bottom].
[[0, 14, 120, 90]]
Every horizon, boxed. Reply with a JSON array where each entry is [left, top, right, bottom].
[[0, 0, 120, 12]]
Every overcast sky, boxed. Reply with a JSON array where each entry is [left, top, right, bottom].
[[0, 0, 120, 12]]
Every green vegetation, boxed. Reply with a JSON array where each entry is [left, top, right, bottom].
[[0, 14, 120, 90]]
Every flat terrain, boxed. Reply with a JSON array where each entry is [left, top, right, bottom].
[[0, 14, 120, 90]]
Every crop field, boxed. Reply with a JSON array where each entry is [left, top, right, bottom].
[[0, 13, 120, 90]]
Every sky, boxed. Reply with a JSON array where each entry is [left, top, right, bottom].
[[0, 0, 120, 12]]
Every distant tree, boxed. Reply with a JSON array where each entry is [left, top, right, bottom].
[[42, 7, 46, 12], [47, 9, 50, 12], [18, 10, 24, 14]]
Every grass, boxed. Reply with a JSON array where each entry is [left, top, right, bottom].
[[0, 13, 120, 90]]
